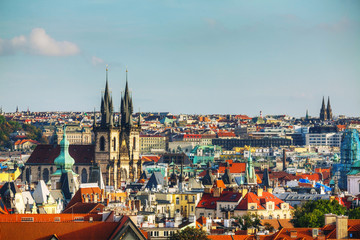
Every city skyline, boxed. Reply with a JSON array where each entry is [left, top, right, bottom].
[[0, 0, 359, 117]]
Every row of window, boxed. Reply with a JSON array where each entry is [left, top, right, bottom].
[[150, 231, 174, 237]]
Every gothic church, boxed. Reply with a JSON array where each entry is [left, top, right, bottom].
[[93, 68, 141, 188]]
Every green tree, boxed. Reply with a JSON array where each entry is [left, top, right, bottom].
[[264, 222, 275, 232], [292, 200, 346, 228], [235, 213, 261, 230], [348, 207, 360, 219], [170, 227, 209, 240]]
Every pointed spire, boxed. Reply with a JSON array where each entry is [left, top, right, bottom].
[[327, 96, 332, 120], [121, 67, 133, 128], [100, 66, 114, 127], [93, 107, 96, 128], [306, 109, 309, 120], [320, 96, 327, 121]]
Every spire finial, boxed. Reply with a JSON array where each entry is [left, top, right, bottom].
[[62, 124, 67, 141]]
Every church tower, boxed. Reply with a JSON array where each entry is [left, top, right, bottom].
[[94, 67, 121, 188], [327, 97, 333, 120], [319, 96, 327, 121], [94, 68, 141, 188], [117, 69, 141, 183]]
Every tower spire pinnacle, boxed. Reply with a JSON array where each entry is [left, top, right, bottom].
[[327, 96, 332, 120], [320, 96, 327, 121]]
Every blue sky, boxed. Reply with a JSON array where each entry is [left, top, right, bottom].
[[0, 0, 359, 117]]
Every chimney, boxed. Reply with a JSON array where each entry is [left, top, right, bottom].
[[312, 229, 319, 238], [290, 231, 297, 238], [213, 188, 221, 197], [283, 149, 286, 171], [336, 215, 348, 239], [324, 213, 337, 225], [257, 188, 263, 197]]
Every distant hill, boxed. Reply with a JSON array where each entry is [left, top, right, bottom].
[[0, 115, 46, 150]]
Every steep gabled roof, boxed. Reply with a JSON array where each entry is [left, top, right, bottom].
[[145, 172, 165, 189], [33, 180, 50, 204], [66, 186, 102, 208], [235, 191, 293, 210]]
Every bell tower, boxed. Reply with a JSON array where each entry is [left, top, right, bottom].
[[94, 67, 120, 187]]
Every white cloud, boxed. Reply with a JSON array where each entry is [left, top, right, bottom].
[[92, 56, 104, 66], [0, 28, 80, 56]]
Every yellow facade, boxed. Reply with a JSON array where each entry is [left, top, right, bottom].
[[171, 193, 198, 218], [0, 168, 21, 182]]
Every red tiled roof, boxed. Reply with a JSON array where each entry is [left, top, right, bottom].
[[66, 187, 102, 208], [183, 134, 202, 139], [26, 144, 94, 165], [141, 155, 161, 163], [63, 203, 104, 214], [235, 191, 293, 210], [213, 180, 226, 189], [272, 228, 316, 240], [218, 162, 246, 174], [197, 191, 242, 209], [0, 215, 141, 240], [14, 139, 39, 145]]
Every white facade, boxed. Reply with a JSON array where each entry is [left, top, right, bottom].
[[347, 174, 360, 196], [305, 133, 343, 147]]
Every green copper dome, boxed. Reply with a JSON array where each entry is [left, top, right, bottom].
[[53, 126, 75, 175], [348, 160, 360, 175]]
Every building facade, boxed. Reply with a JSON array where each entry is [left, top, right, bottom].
[[139, 135, 167, 154]]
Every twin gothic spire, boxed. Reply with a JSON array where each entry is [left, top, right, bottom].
[[99, 67, 133, 128], [320, 96, 332, 121]]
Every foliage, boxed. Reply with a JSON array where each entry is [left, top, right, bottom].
[[292, 199, 346, 228], [235, 213, 261, 230], [0, 115, 46, 150], [264, 222, 275, 232], [169, 227, 209, 240], [348, 207, 360, 219]]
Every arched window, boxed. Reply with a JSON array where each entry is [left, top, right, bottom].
[[176, 197, 180, 205], [50, 167, 53, 174], [42, 168, 49, 183], [81, 168, 88, 183], [133, 137, 136, 150], [38, 166, 41, 180], [100, 136, 105, 151], [113, 137, 116, 151], [26, 168, 31, 183]]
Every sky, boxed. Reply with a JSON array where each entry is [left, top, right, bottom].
[[0, 0, 359, 117]]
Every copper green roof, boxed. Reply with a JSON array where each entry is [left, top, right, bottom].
[[53, 126, 76, 176]]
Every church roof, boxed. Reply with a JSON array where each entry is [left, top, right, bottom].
[[26, 144, 94, 165]]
